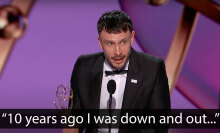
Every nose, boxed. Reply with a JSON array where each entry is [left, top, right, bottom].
[[115, 44, 121, 56]]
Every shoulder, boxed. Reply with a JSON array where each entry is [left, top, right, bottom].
[[75, 52, 103, 65], [71, 52, 103, 78], [77, 52, 103, 61], [72, 52, 104, 73], [137, 51, 162, 62], [133, 50, 164, 66]]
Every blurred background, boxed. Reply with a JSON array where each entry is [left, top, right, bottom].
[[0, 0, 219, 132]]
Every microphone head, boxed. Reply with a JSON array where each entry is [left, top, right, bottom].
[[107, 79, 116, 94]]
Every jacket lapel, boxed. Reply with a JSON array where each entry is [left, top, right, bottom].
[[89, 53, 104, 109], [121, 48, 143, 109]]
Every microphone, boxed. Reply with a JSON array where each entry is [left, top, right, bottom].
[[107, 79, 116, 133], [107, 79, 116, 95]]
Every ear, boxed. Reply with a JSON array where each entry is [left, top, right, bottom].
[[98, 35, 103, 49], [131, 31, 135, 46]]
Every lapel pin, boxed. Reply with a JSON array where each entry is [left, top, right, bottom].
[[131, 79, 137, 83]]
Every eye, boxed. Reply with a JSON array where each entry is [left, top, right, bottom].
[[122, 41, 127, 45], [107, 42, 113, 45]]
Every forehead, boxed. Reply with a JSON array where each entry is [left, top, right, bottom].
[[99, 30, 131, 41]]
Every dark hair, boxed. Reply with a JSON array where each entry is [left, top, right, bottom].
[[97, 10, 133, 34]]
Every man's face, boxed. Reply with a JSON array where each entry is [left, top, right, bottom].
[[98, 29, 135, 69]]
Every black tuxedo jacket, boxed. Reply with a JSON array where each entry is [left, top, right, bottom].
[[70, 48, 170, 133]]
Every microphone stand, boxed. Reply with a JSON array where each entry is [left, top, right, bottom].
[[109, 93, 112, 133], [107, 79, 116, 133]]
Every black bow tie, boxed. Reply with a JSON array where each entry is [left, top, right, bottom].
[[105, 70, 128, 76]]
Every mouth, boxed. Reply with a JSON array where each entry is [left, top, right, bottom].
[[112, 57, 125, 64]]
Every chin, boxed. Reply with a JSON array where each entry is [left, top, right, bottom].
[[114, 64, 125, 69]]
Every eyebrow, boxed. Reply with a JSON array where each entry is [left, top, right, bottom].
[[120, 38, 129, 42], [102, 38, 129, 43], [102, 40, 115, 43]]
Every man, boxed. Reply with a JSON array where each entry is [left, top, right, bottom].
[[68, 10, 170, 133]]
